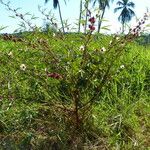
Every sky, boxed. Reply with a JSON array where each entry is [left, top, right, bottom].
[[0, 0, 150, 34]]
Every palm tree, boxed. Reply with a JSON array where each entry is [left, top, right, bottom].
[[92, 0, 114, 33], [114, 0, 135, 33], [45, 0, 66, 33], [78, 0, 83, 33]]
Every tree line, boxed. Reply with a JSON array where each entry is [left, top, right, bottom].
[[45, 0, 135, 33]]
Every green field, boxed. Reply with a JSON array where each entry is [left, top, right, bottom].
[[0, 31, 150, 149]]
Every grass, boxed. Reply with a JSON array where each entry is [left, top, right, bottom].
[[0, 31, 150, 150]]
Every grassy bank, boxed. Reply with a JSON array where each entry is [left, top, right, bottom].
[[0, 32, 150, 149]]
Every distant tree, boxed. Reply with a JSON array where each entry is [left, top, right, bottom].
[[45, 0, 66, 33], [114, 0, 135, 33], [92, 0, 114, 33]]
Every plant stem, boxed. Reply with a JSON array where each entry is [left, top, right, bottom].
[[58, 1, 65, 33]]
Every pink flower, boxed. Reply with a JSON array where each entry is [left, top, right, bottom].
[[89, 17, 96, 24], [89, 25, 95, 31], [47, 73, 62, 79], [0, 96, 3, 101]]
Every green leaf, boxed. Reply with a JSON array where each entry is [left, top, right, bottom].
[[31, 15, 39, 20], [146, 24, 150, 27], [15, 7, 21, 11], [9, 15, 15, 19], [100, 19, 109, 22], [24, 12, 31, 16], [101, 26, 111, 31], [0, 26, 8, 31]]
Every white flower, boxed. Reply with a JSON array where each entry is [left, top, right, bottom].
[[8, 51, 13, 57], [53, 33, 56, 37], [100, 47, 106, 53], [109, 40, 112, 45], [20, 64, 26, 71], [116, 37, 120, 41], [45, 68, 47, 72], [120, 65, 125, 69], [79, 45, 85, 51]]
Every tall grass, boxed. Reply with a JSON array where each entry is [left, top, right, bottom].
[[0, 32, 149, 149]]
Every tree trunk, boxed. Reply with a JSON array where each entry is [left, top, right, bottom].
[[97, 3, 106, 33], [58, 1, 65, 33], [122, 22, 125, 33], [84, 0, 89, 34], [78, 0, 83, 33]]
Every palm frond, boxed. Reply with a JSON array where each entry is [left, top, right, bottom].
[[53, 0, 59, 9], [45, 0, 49, 3], [128, 8, 135, 17], [114, 6, 123, 13], [45, 0, 67, 9], [116, 1, 124, 6], [127, 2, 135, 8]]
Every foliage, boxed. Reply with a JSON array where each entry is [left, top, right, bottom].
[[136, 33, 150, 46], [45, 0, 67, 33], [114, 0, 135, 33], [0, 1, 150, 149]]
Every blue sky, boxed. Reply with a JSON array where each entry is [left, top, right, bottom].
[[0, 0, 150, 33]]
